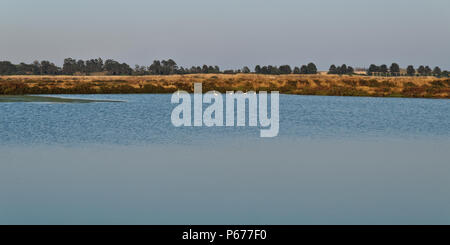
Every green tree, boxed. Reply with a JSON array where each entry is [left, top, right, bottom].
[[16, 62, 34, 75], [279, 65, 292, 74], [424, 66, 432, 76], [433, 66, 442, 77], [268, 65, 280, 75], [149, 60, 162, 75], [417, 65, 426, 76], [134, 65, 147, 75], [307, 62, 318, 74], [367, 64, 379, 75], [40, 61, 59, 75], [260, 66, 268, 74], [32, 61, 41, 75], [0, 61, 17, 75], [63, 58, 77, 75], [255, 65, 261, 74], [202, 65, 209, 74], [390, 63, 400, 75], [328, 65, 337, 74], [85, 58, 103, 74], [347, 66, 354, 75], [77, 60, 86, 74], [104, 59, 131, 75], [379, 64, 388, 75], [299, 65, 308, 74], [406, 65, 415, 76], [338, 64, 347, 75]]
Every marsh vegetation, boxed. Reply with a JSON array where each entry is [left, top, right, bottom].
[[0, 74, 449, 98]]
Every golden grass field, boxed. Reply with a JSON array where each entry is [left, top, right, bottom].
[[1, 74, 449, 98]]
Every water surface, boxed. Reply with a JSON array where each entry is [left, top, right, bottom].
[[1, 94, 449, 224]]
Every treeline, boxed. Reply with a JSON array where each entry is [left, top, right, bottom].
[[254, 63, 318, 75], [0, 60, 60, 75], [1, 58, 448, 77], [366, 63, 449, 77], [0, 58, 319, 76], [328, 64, 355, 75], [0, 58, 222, 76], [325, 63, 449, 78]]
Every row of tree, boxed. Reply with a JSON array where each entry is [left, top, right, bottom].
[[0, 59, 134, 76], [0, 58, 218, 76], [0, 58, 225, 76], [0, 60, 60, 75], [328, 64, 355, 75], [0, 58, 320, 76], [367, 63, 448, 77], [1, 59, 448, 77], [254, 63, 318, 75]]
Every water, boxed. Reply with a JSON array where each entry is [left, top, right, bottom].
[[1, 94, 449, 224]]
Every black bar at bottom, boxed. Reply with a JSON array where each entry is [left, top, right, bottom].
[[1, 225, 448, 243]]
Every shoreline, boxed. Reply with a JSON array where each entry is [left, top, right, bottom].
[[0, 95, 123, 103], [1, 74, 449, 99]]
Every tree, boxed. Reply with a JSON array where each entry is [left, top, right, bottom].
[[279, 65, 292, 74], [121, 63, 132, 75], [433, 66, 442, 77], [306, 62, 318, 74], [300, 65, 308, 74], [417, 65, 426, 76], [134, 65, 148, 75], [0, 61, 18, 75], [158, 59, 178, 75], [104, 59, 132, 75], [77, 60, 86, 74], [149, 60, 162, 75], [62, 58, 86, 75], [328, 65, 337, 74], [40, 61, 59, 75], [255, 65, 261, 74], [260, 66, 268, 74], [338, 64, 348, 75], [367, 64, 379, 75], [31, 61, 41, 75], [379, 64, 388, 75], [293, 66, 301, 74], [166, 59, 178, 74], [267, 65, 280, 75], [424, 66, 432, 76], [406, 65, 415, 76], [242, 66, 250, 73], [347, 66, 354, 75], [16, 62, 35, 75], [63, 58, 76, 75], [390, 63, 400, 75], [202, 64, 209, 74], [86, 58, 104, 74]]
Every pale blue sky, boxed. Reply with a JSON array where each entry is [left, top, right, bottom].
[[1, 0, 449, 70]]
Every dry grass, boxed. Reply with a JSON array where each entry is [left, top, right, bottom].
[[0, 74, 449, 98]]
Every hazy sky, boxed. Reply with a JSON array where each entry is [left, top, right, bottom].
[[1, 0, 449, 70]]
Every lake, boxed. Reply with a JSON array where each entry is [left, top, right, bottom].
[[0, 94, 449, 224]]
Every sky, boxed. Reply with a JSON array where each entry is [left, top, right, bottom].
[[1, 0, 449, 70]]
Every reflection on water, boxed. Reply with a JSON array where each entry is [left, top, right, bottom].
[[0, 95, 122, 103], [0, 94, 449, 224]]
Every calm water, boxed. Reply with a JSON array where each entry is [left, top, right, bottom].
[[1, 94, 449, 224]]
